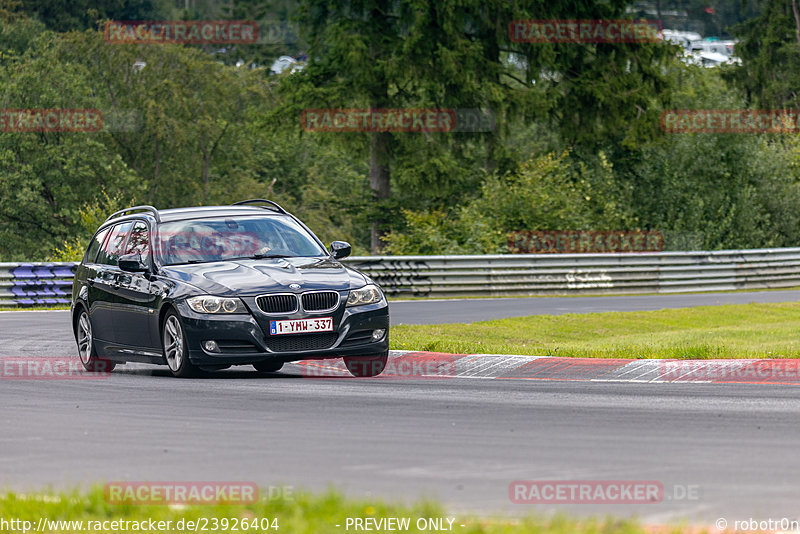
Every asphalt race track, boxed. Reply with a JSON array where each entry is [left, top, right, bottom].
[[5, 288, 800, 333], [3, 291, 800, 526]]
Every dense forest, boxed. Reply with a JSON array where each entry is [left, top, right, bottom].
[[1, 0, 800, 260]]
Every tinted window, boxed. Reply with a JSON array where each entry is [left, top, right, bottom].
[[84, 227, 109, 264], [157, 215, 326, 265], [125, 221, 150, 258], [96, 222, 132, 266]]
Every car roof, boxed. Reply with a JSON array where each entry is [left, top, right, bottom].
[[93, 202, 328, 252], [157, 205, 287, 222], [101, 205, 291, 229]]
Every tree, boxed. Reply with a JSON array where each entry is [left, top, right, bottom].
[[18, 0, 176, 32], [52, 30, 271, 207], [0, 0, 23, 21], [725, 0, 800, 109], [290, 0, 675, 252], [0, 32, 140, 259]]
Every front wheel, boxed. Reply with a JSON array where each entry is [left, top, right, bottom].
[[343, 352, 388, 377], [75, 309, 115, 373], [162, 312, 201, 378]]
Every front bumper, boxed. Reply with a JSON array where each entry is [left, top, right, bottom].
[[176, 298, 389, 366]]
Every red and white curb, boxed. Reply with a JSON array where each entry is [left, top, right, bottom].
[[296, 351, 800, 385]]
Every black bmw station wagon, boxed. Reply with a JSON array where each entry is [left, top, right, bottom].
[[70, 200, 389, 378]]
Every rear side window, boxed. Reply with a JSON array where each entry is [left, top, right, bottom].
[[96, 222, 132, 266], [83, 228, 110, 264]]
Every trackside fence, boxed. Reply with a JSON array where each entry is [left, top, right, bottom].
[[3, 247, 800, 306], [345, 248, 800, 297]]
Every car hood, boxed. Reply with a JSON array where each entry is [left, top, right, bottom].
[[160, 257, 366, 297]]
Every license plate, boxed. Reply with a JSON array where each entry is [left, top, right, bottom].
[[270, 317, 333, 335]]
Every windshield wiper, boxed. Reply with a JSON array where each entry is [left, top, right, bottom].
[[172, 254, 297, 265], [230, 253, 296, 260]]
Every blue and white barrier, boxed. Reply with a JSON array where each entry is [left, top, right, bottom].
[[0, 263, 77, 307]]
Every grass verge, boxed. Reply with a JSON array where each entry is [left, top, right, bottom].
[[389, 302, 800, 359], [0, 487, 679, 534]]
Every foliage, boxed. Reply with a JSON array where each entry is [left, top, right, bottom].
[[725, 0, 800, 109], [3, 1, 800, 260], [383, 151, 635, 254], [0, 30, 142, 259], [17, 0, 176, 32], [632, 129, 800, 250], [50, 190, 131, 261], [630, 65, 800, 250], [0, 16, 45, 63]]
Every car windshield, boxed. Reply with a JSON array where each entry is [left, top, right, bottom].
[[156, 215, 327, 266]]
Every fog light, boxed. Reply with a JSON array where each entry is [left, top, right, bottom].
[[372, 329, 386, 341], [204, 340, 220, 353]]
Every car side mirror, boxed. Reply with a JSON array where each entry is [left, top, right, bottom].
[[119, 253, 148, 273], [330, 241, 351, 260]]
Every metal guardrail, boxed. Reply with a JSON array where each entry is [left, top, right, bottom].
[[346, 248, 800, 297], [3, 248, 800, 306]]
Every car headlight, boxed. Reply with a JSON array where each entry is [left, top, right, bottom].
[[186, 296, 248, 314], [346, 284, 383, 307]]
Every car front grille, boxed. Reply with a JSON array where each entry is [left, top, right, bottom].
[[302, 291, 339, 311], [265, 333, 338, 352], [257, 294, 298, 314]]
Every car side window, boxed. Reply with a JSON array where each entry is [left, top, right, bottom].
[[84, 227, 110, 264], [97, 222, 133, 266], [125, 221, 150, 259]]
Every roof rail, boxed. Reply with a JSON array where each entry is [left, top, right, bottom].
[[105, 205, 161, 223], [231, 199, 287, 214]]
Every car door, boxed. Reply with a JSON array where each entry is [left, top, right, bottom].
[[113, 220, 160, 350], [91, 221, 132, 344]]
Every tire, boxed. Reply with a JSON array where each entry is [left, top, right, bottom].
[[253, 360, 284, 373], [343, 352, 388, 377], [162, 311, 201, 378], [74, 309, 115, 373]]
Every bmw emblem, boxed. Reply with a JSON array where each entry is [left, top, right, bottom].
[[289, 283, 301, 290]]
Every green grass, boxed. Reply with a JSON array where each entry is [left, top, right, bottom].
[[390, 302, 800, 359], [0, 487, 683, 534]]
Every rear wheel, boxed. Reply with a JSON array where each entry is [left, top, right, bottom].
[[253, 360, 284, 373], [75, 309, 115, 373], [162, 312, 201, 378], [343, 352, 388, 377]]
